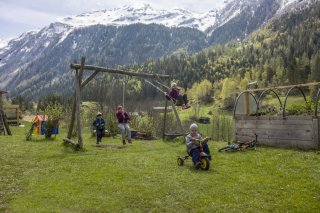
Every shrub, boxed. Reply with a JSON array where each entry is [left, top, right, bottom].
[[286, 97, 315, 115], [43, 103, 64, 138]]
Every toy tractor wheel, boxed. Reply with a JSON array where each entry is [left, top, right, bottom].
[[177, 157, 184, 166], [200, 157, 210, 170]]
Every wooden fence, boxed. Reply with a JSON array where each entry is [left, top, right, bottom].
[[198, 115, 235, 143], [235, 115, 319, 150]]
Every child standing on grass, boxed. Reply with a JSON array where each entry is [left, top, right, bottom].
[[165, 82, 190, 109], [115, 105, 132, 145], [185, 123, 211, 169], [93, 112, 105, 144]]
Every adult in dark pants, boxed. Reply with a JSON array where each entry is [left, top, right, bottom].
[[93, 112, 105, 144]]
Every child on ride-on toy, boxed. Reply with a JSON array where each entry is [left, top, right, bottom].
[[185, 123, 211, 169]]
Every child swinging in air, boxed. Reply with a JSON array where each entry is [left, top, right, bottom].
[[185, 123, 211, 169], [165, 82, 190, 109]]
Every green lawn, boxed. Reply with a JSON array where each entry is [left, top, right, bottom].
[[1, 123, 319, 212]]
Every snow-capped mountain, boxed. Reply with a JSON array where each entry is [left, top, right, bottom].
[[0, 0, 318, 100], [0, 0, 314, 50], [0, 39, 8, 49], [59, 4, 220, 33]]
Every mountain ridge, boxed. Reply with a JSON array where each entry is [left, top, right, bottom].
[[0, 0, 317, 100]]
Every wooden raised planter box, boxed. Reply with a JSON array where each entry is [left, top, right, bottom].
[[235, 115, 319, 150]]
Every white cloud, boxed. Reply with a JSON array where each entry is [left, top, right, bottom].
[[0, 5, 61, 26]]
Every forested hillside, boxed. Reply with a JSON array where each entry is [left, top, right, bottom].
[[81, 1, 320, 108], [2, 24, 207, 100]]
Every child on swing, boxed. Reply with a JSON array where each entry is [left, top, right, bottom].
[[115, 105, 132, 145], [165, 82, 190, 109]]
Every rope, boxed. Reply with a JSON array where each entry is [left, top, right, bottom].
[[144, 79, 167, 94], [143, 79, 185, 134], [154, 75, 170, 90], [144, 79, 182, 105]]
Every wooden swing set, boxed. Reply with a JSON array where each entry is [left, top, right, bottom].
[[0, 90, 12, 136], [63, 57, 184, 148]]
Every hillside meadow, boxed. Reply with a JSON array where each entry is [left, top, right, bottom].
[[0, 123, 319, 212]]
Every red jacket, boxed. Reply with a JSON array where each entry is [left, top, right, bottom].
[[116, 111, 130, 123], [166, 88, 179, 101]]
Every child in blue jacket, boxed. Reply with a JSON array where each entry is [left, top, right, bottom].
[[93, 112, 105, 144]]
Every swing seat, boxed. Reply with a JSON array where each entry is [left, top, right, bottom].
[[198, 117, 210, 124], [164, 132, 185, 140], [175, 100, 183, 106]]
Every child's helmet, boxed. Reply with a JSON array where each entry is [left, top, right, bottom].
[[97, 112, 102, 116], [190, 123, 198, 130], [171, 82, 177, 88]]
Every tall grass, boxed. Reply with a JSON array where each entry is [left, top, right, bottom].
[[199, 114, 235, 143]]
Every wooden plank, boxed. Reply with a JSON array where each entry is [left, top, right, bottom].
[[237, 128, 313, 140], [0, 110, 12, 135], [245, 93, 250, 115], [0, 96, 3, 111], [235, 115, 313, 121], [162, 99, 168, 139], [235, 116, 319, 149], [81, 71, 99, 89], [3, 105, 19, 109], [67, 71, 99, 139], [236, 119, 313, 126], [67, 100, 76, 139], [63, 138, 78, 146], [75, 57, 85, 147], [237, 135, 316, 149], [235, 122, 313, 130], [70, 64, 170, 79], [153, 106, 172, 110], [244, 81, 320, 92], [312, 118, 320, 149], [169, 101, 184, 134]]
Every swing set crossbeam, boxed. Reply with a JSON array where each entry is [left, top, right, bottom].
[[70, 64, 170, 79]]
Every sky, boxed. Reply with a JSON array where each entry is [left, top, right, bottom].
[[0, 0, 226, 39]]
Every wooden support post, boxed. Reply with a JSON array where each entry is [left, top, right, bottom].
[[74, 57, 85, 147], [169, 101, 184, 134], [63, 138, 78, 147], [122, 80, 125, 109], [245, 92, 250, 115], [67, 71, 99, 139], [313, 118, 320, 150], [0, 93, 3, 111], [81, 71, 99, 88], [67, 101, 76, 139], [163, 99, 168, 139], [0, 110, 12, 136]]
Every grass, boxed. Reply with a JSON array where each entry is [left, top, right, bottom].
[[179, 104, 220, 121], [0, 122, 319, 212]]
